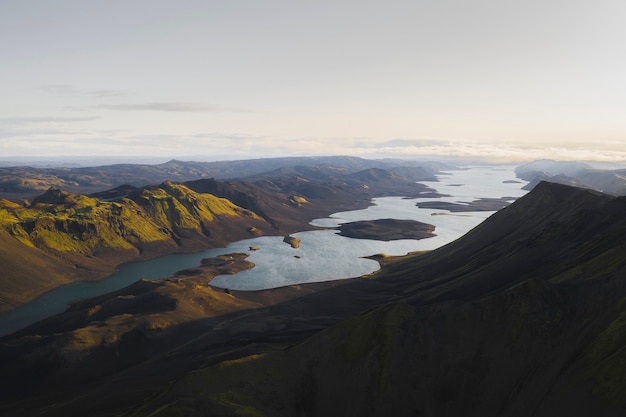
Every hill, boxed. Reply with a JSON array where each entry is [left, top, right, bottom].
[[183, 165, 439, 233], [0, 183, 273, 312], [2, 182, 626, 416]]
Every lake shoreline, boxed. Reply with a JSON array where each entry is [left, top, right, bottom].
[[0, 166, 527, 336]]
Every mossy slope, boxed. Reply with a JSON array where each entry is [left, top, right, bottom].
[[0, 183, 271, 311]]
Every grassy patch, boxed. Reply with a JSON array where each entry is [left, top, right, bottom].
[[588, 306, 626, 404]]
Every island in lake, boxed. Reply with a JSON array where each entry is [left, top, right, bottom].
[[416, 196, 515, 212], [337, 218, 436, 241]]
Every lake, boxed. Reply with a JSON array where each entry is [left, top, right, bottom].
[[0, 165, 527, 336]]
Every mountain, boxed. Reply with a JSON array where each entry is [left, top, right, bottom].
[[515, 159, 595, 178], [185, 166, 440, 233], [0, 183, 273, 312], [2, 182, 626, 416], [0, 156, 450, 200], [0, 164, 440, 313], [0, 227, 87, 311], [517, 159, 626, 196]]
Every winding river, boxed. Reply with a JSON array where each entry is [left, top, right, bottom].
[[0, 166, 527, 336]]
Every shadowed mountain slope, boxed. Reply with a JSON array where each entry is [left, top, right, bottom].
[[123, 182, 626, 417], [0, 228, 86, 311], [379, 181, 624, 300], [184, 166, 440, 233], [2, 182, 626, 416]]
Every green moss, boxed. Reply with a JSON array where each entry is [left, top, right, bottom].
[[211, 391, 268, 417], [173, 354, 282, 417], [334, 314, 376, 362], [36, 229, 90, 252], [329, 303, 412, 394], [0, 183, 261, 257], [136, 183, 256, 232], [142, 403, 194, 417], [552, 245, 626, 283], [589, 347, 626, 404], [588, 307, 626, 404], [125, 399, 195, 417], [379, 303, 410, 390]]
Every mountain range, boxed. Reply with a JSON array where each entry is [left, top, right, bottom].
[[0, 156, 446, 200], [0, 159, 440, 313], [516, 159, 626, 196], [0, 176, 625, 415]]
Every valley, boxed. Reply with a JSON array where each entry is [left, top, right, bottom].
[[0, 157, 443, 315], [5, 2, 626, 416], [1, 157, 626, 416]]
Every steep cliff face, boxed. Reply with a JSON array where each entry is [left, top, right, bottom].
[[0, 183, 272, 311]]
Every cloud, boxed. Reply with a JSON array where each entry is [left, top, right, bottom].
[[97, 102, 251, 113], [40, 85, 126, 98], [127, 134, 181, 141], [40, 84, 78, 95], [0, 128, 85, 138], [87, 89, 127, 98], [346, 139, 626, 163], [0, 116, 101, 124], [367, 138, 451, 149], [191, 132, 265, 141]]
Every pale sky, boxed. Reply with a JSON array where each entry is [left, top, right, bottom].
[[1, 0, 626, 162]]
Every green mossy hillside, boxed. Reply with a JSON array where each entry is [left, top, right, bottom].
[[0, 183, 266, 258], [1, 189, 167, 255], [132, 181, 261, 230]]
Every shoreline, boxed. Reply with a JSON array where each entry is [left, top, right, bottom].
[[0, 193, 410, 321]]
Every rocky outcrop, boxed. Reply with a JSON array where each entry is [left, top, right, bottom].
[[283, 235, 301, 248]]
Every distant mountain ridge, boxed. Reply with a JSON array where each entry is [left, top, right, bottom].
[[0, 156, 448, 200], [517, 159, 626, 195]]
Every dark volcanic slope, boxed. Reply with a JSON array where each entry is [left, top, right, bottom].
[[2, 182, 626, 416], [382, 181, 624, 301], [129, 183, 626, 416]]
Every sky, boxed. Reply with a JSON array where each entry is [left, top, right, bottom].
[[1, 0, 626, 163]]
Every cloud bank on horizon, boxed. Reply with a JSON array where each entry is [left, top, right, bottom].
[[1, 1, 625, 163]]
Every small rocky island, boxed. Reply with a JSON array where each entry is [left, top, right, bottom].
[[416, 197, 515, 212], [283, 235, 301, 248], [337, 218, 436, 241], [174, 252, 255, 279]]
